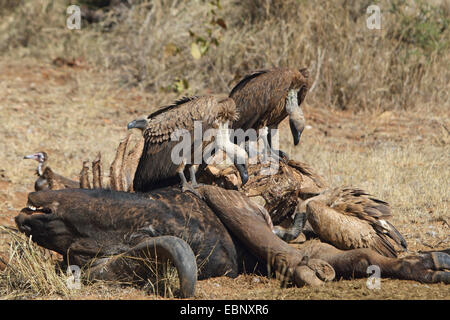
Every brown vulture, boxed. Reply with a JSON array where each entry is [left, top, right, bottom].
[[275, 186, 408, 258], [131, 96, 249, 193], [23, 152, 79, 191], [229, 67, 310, 159], [305, 187, 407, 257]]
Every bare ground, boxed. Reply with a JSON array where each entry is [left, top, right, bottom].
[[0, 58, 448, 300]]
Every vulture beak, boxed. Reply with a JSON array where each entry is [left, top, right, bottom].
[[23, 153, 39, 161], [234, 162, 249, 185], [289, 117, 304, 146], [127, 118, 148, 131]]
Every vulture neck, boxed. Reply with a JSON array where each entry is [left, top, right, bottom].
[[215, 121, 247, 165], [285, 89, 300, 115], [285, 88, 305, 142], [37, 161, 47, 176]]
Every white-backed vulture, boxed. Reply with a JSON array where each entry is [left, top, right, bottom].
[[132, 96, 249, 193], [301, 187, 407, 258], [229, 68, 310, 158], [23, 152, 79, 191]]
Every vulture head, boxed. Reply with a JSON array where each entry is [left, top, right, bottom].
[[24, 152, 48, 176], [127, 117, 148, 132]]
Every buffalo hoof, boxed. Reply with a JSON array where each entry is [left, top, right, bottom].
[[293, 256, 335, 287], [420, 251, 450, 284]]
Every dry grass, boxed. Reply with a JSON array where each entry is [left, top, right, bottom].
[[0, 0, 449, 299], [0, 225, 183, 299], [0, 226, 72, 299]]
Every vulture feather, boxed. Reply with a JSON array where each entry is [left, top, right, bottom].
[[131, 96, 249, 193], [304, 187, 408, 258]]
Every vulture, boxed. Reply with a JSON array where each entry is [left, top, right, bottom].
[[229, 68, 310, 159], [23, 152, 79, 191], [277, 187, 408, 258], [131, 96, 249, 193]]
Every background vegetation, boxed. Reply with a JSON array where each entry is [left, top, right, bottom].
[[1, 0, 448, 111]]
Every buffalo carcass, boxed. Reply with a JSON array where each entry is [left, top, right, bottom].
[[15, 186, 336, 298], [15, 184, 450, 298]]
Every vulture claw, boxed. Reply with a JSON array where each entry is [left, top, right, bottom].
[[181, 182, 203, 199]]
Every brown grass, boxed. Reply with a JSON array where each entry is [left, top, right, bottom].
[[0, 226, 73, 299], [0, 0, 449, 299], [1, 0, 449, 111]]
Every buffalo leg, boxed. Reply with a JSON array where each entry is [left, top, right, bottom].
[[299, 241, 450, 284], [199, 185, 335, 287]]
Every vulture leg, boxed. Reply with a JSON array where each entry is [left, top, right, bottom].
[[177, 161, 202, 198], [87, 235, 198, 298], [259, 127, 282, 163], [177, 160, 188, 187], [266, 127, 289, 161], [189, 165, 203, 188], [242, 139, 259, 160]]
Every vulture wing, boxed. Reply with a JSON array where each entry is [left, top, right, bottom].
[[143, 96, 238, 145], [327, 187, 407, 256], [229, 68, 309, 130], [134, 96, 239, 192]]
